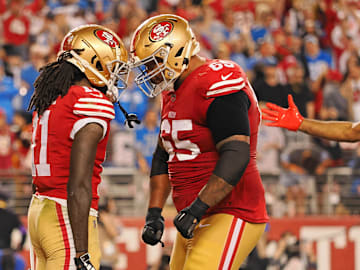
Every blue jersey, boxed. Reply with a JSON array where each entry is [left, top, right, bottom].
[[306, 50, 333, 81]]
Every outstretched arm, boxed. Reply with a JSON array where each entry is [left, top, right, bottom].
[[262, 94, 360, 142], [299, 119, 360, 142]]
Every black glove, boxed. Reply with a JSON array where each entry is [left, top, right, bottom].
[[74, 253, 95, 270], [142, 207, 165, 246], [173, 197, 209, 239]]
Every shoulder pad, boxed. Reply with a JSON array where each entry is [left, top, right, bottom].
[[71, 86, 115, 119], [205, 60, 246, 98]]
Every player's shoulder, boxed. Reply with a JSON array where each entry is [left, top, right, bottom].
[[200, 59, 247, 98], [68, 85, 115, 120]]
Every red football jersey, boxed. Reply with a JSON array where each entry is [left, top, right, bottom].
[[31, 85, 114, 210], [161, 59, 268, 223]]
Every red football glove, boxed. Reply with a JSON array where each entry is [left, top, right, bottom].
[[261, 95, 304, 131]]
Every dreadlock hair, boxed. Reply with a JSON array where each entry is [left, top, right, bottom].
[[27, 49, 86, 115]]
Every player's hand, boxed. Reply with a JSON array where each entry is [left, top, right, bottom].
[[261, 94, 304, 131], [173, 198, 209, 239], [74, 253, 95, 270], [142, 208, 165, 246]]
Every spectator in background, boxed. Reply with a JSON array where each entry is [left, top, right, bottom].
[[257, 102, 285, 175], [331, 4, 360, 55], [32, 12, 62, 55], [1, 0, 31, 60], [338, 36, 360, 75], [280, 144, 333, 216], [285, 0, 305, 35], [0, 110, 14, 171], [0, 190, 27, 270], [194, 5, 228, 53], [0, 61, 18, 124], [11, 111, 32, 170], [341, 54, 360, 122], [250, 37, 278, 70], [254, 63, 289, 107], [135, 109, 160, 175], [229, 19, 255, 74], [21, 44, 49, 112], [3, 45, 24, 94], [304, 34, 333, 87], [302, 17, 323, 40], [321, 69, 350, 121], [269, 231, 303, 270], [313, 70, 346, 169], [304, 34, 333, 115], [229, 34, 252, 72], [250, 3, 277, 43], [286, 60, 314, 118], [286, 34, 309, 77], [214, 42, 231, 60], [272, 29, 291, 61], [257, 102, 286, 217], [220, 8, 241, 41]]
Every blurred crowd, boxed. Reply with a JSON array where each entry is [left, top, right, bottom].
[[1, 0, 360, 220]]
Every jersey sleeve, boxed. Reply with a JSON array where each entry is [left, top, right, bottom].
[[205, 60, 247, 98], [69, 86, 115, 140]]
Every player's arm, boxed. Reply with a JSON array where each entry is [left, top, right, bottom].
[[67, 123, 103, 257], [262, 94, 360, 142], [142, 138, 171, 246], [174, 91, 251, 239], [299, 119, 360, 142]]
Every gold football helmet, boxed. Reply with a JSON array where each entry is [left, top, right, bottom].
[[130, 14, 200, 97], [59, 24, 129, 102]]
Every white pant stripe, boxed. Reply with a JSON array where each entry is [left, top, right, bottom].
[[222, 218, 243, 270]]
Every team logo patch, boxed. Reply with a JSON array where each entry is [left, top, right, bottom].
[[94, 30, 119, 48], [149, 21, 173, 42]]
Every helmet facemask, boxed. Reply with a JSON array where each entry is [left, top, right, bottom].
[[131, 46, 180, 98]]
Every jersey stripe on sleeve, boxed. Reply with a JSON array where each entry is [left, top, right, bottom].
[[73, 97, 115, 119], [207, 78, 245, 97]]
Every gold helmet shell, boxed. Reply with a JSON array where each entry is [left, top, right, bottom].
[[130, 14, 200, 97], [60, 24, 129, 102]]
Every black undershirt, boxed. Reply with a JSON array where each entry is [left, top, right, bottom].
[[206, 91, 251, 145]]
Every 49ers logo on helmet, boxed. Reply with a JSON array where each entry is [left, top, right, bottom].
[[94, 30, 119, 48], [149, 21, 173, 42]]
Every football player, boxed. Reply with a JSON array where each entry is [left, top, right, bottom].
[[131, 14, 268, 269], [27, 24, 129, 270], [262, 94, 360, 142]]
